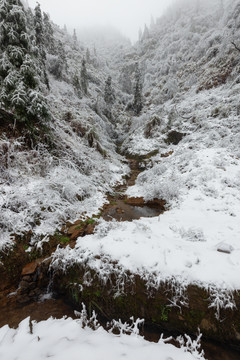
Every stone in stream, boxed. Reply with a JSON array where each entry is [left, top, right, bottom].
[[21, 260, 41, 276], [17, 259, 51, 304]]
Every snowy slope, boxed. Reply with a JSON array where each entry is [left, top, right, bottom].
[[0, 309, 205, 360], [0, 5, 129, 249]]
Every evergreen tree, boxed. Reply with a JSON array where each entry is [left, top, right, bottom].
[[72, 72, 81, 98], [73, 29, 78, 46], [0, 0, 48, 123], [34, 3, 43, 45], [104, 76, 115, 104], [86, 48, 91, 63], [43, 12, 55, 54], [142, 24, 150, 41], [33, 2, 46, 64], [48, 40, 67, 79], [133, 63, 143, 115], [80, 59, 88, 95]]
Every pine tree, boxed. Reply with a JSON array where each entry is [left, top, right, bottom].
[[142, 24, 150, 41], [86, 48, 91, 63], [48, 40, 67, 79], [80, 59, 88, 95], [104, 76, 115, 104], [0, 0, 48, 123], [133, 63, 143, 115], [43, 12, 55, 54], [72, 72, 81, 98], [34, 3, 43, 45], [73, 28, 78, 47]]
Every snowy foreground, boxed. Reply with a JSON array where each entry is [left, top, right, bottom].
[[0, 309, 205, 360], [52, 143, 240, 314]]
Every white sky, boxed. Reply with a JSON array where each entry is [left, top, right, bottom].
[[27, 0, 174, 41]]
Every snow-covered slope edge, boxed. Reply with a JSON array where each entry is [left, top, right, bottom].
[[0, 309, 205, 360]]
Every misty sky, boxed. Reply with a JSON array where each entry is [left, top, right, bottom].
[[27, 0, 174, 41]]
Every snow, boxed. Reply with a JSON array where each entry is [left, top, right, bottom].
[[0, 313, 205, 360], [1, 0, 240, 346], [0, 22, 129, 249], [52, 144, 240, 313]]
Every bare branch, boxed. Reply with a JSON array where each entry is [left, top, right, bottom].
[[231, 41, 240, 53]]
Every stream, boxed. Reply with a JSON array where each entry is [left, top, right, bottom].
[[1, 156, 240, 359]]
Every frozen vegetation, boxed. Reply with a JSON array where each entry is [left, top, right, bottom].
[[1, 0, 240, 357]]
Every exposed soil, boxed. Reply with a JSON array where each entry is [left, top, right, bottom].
[[0, 291, 76, 329]]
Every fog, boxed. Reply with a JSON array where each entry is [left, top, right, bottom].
[[27, 0, 174, 42]]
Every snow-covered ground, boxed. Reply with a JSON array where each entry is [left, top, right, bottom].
[[0, 308, 205, 360], [52, 122, 240, 315]]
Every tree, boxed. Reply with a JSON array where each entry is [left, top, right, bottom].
[[80, 59, 88, 95], [43, 12, 55, 54], [142, 24, 150, 41], [0, 0, 48, 123], [72, 72, 81, 98], [34, 3, 43, 45], [73, 28, 78, 45], [86, 48, 91, 63], [48, 40, 67, 79], [104, 76, 115, 104], [133, 63, 143, 115]]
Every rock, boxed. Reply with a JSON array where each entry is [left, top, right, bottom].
[[67, 225, 79, 235], [19, 280, 31, 289], [67, 222, 85, 235], [146, 198, 166, 210], [123, 197, 166, 211], [21, 261, 39, 276], [216, 242, 234, 254], [28, 289, 41, 298], [125, 197, 145, 206], [161, 151, 174, 158], [70, 229, 84, 240], [28, 282, 36, 290], [166, 131, 185, 145], [16, 294, 30, 304], [73, 219, 84, 226], [85, 224, 95, 235], [200, 318, 217, 332]]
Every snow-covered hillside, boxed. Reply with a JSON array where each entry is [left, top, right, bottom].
[[0, 1, 128, 248], [1, 0, 240, 356]]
